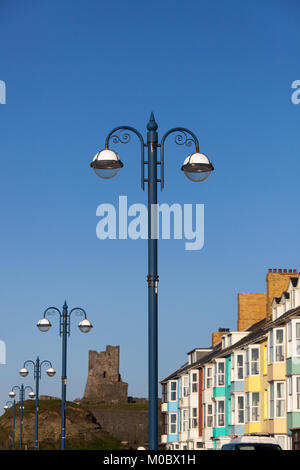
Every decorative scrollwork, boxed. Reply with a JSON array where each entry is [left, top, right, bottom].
[[110, 130, 131, 145], [174, 131, 194, 148]]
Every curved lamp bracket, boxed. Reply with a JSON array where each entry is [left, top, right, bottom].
[[69, 307, 87, 320], [105, 126, 146, 190], [43, 307, 62, 320], [159, 128, 200, 191]]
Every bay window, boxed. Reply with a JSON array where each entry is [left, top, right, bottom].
[[181, 409, 189, 432], [246, 392, 260, 422], [275, 329, 285, 362], [206, 367, 212, 388], [237, 354, 244, 379], [217, 400, 225, 427], [207, 404, 213, 427], [217, 361, 225, 386], [168, 413, 177, 434], [269, 381, 285, 418], [246, 347, 259, 375], [237, 395, 245, 424], [191, 372, 198, 393], [169, 380, 177, 402], [191, 408, 198, 428], [182, 376, 189, 397]]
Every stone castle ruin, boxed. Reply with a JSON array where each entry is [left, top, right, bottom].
[[82, 345, 128, 404]]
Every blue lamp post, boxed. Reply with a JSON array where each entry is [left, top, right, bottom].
[[9, 385, 35, 450], [19, 357, 56, 450], [36, 301, 93, 450], [90, 113, 214, 449], [3, 400, 16, 449]]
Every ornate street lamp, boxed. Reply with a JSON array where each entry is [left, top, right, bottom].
[[90, 113, 214, 449], [19, 357, 56, 450], [9, 385, 35, 450], [37, 301, 93, 450]]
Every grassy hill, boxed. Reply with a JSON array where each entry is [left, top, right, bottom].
[[0, 399, 128, 450]]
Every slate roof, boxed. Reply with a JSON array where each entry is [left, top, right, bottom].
[[160, 305, 300, 384]]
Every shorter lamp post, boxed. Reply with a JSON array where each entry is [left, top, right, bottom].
[[9, 385, 35, 450], [19, 357, 56, 450], [3, 400, 16, 449], [37, 301, 93, 450]]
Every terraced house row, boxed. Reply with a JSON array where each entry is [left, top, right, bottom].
[[161, 268, 300, 450]]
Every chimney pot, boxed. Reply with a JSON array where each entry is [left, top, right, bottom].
[[289, 269, 292, 273], [279, 269, 282, 273], [284, 269, 287, 273], [294, 269, 297, 273], [268, 269, 272, 272], [273, 269, 277, 273]]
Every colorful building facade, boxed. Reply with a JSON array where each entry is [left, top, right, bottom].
[[161, 269, 300, 450]]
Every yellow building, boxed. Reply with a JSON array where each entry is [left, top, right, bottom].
[[244, 339, 268, 434]]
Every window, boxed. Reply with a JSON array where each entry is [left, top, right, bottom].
[[237, 395, 245, 424], [191, 372, 198, 393], [206, 367, 212, 388], [269, 330, 274, 364], [237, 354, 244, 380], [292, 290, 296, 308], [207, 404, 213, 427], [217, 400, 225, 427], [297, 377, 300, 410], [246, 347, 259, 375], [181, 409, 189, 432], [270, 382, 285, 418], [217, 362, 225, 386], [296, 323, 300, 356], [169, 381, 177, 401], [182, 376, 189, 397], [246, 392, 260, 422], [191, 408, 198, 428], [168, 413, 177, 434], [275, 329, 285, 362]]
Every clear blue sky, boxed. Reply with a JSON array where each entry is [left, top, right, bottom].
[[0, 0, 299, 413]]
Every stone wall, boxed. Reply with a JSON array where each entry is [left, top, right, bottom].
[[89, 408, 163, 449]]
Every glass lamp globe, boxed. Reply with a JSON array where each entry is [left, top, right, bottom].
[[90, 149, 124, 179], [3, 405, 8, 410], [8, 391, 16, 398], [181, 152, 214, 182], [46, 367, 56, 377], [19, 368, 29, 377], [28, 392, 35, 399], [37, 318, 51, 332], [78, 319, 93, 333]]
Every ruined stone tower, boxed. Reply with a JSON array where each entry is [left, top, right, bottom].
[[82, 345, 128, 404]]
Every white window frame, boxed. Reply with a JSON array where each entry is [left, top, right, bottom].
[[288, 376, 300, 412], [180, 409, 189, 432], [206, 367, 213, 388], [168, 412, 177, 435], [274, 328, 285, 363], [236, 353, 244, 380], [169, 380, 177, 402], [216, 361, 225, 386], [206, 403, 213, 427], [246, 392, 260, 422], [191, 371, 198, 393], [246, 346, 259, 376], [237, 394, 245, 424], [269, 381, 285, 418], [191, 407, 198, 428], [216, 400, 225, 427], [182, 375, 189, 397]]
